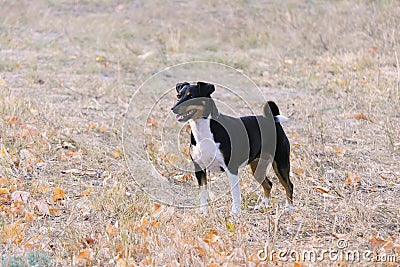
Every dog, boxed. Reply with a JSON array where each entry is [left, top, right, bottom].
[[171, 82, 293, 214]]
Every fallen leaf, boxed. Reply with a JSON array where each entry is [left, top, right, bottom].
[[29, 105, 38, 115], [49, 208, 62, 216], [203, 228, 219, 244], [326, 145, 345, 157], [34, 200, 50, 216], [112, 149, 121, 158], [353, 113, 368, 120], [294, 166, 304, 176], [315, 187, 329, 194], [6, 116, 22, 125], [96, 55, 104, 62], [383, 237, 394, 250], [24, 211, 35, 223], [203, 233, 219, 244], [346, 173, 361, 187], [11, 191, 30, 203], [367, 46, 378, 54], [1, 221, 25, 244], [0, 177, 8, 187], [140, 216, 160, 227], [106, 223, 117, 237], [82, 237, 96, 248], [65, 151, 82, 158], [146, 116, 158, 127], [0, 188, 10, 194], [52, 187, 66, 201], [80, 189, 91, 197], [370, 236, 386, 250], [338, 79, 347, 86], [284, 59, 293, 66], [0, 76, 6, 86], [74, 249, 92, 266], [0, 188, 11, 204], [99, 124, 107, 133], [115, 258, 127, 267], [153, 203, 162, 213]]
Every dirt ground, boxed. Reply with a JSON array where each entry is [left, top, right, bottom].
[[1, 0, 399, 266]]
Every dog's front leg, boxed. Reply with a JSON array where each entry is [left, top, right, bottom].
[[226, 169, 241, 215], [194, 162, 208, 214]]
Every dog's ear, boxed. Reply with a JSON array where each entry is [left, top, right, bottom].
[[197, 82, 215, 96], [176, 82, 189, 93]]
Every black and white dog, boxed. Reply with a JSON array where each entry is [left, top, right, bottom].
[[171, 82, 293, 214]]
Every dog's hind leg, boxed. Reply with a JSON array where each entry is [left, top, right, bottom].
[[249, 158, 272, 209], [194, 162, 208, 214], [272, 161, 293, 210]]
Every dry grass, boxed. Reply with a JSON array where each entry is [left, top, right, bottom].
[[1, 0, 399, 266]]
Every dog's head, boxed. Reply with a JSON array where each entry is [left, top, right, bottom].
[[171, 82, 216, 122]]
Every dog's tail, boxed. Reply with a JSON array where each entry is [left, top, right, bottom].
[[263, 101, 289, 123]]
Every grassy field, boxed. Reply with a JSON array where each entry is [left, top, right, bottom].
[[1, 0, 399, 266]]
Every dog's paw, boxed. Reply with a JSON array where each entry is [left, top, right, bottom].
[[230, 204, 241, 216], [250, 198, 270, 211], [284, 201, 294, 212], [199, 206, 207, 214]]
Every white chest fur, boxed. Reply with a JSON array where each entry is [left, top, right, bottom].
[[189, 118, 226, 171]]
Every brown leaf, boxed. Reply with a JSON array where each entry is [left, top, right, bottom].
[[140, 216, 160, 227], [20, 125, 38, 138], [49, 208, 62, 216], [153, 203, 162, 213], [0, 76, 6, 86], [346, 173, 361, 187], [0, 188, 11, 204], [203, 233, 219, 244], [6, 116, 22, 125], [1, 221, 25, 244], [80, 189, 91, 197], [203, 228, 219, 244], [115, 258, 128, 267], [52, 187, 66, 201], [0, 177, 8, 187], [315, 187, 329, 194], [294, 166, 304, 176], [326, 145, 345, 157], [112, 149, 122, 158], [146, 116, 158, 127], [96, 55, 104, 62], [106, 223, 117, 237], [24, 211, 35, 223], [82, 237, 96, 248], [284, 59, 293, 66], [0, 188, 10, 194], [353, 113, 368, 120], [74, 249, 92, 266], [370, 236, 386, 250]]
